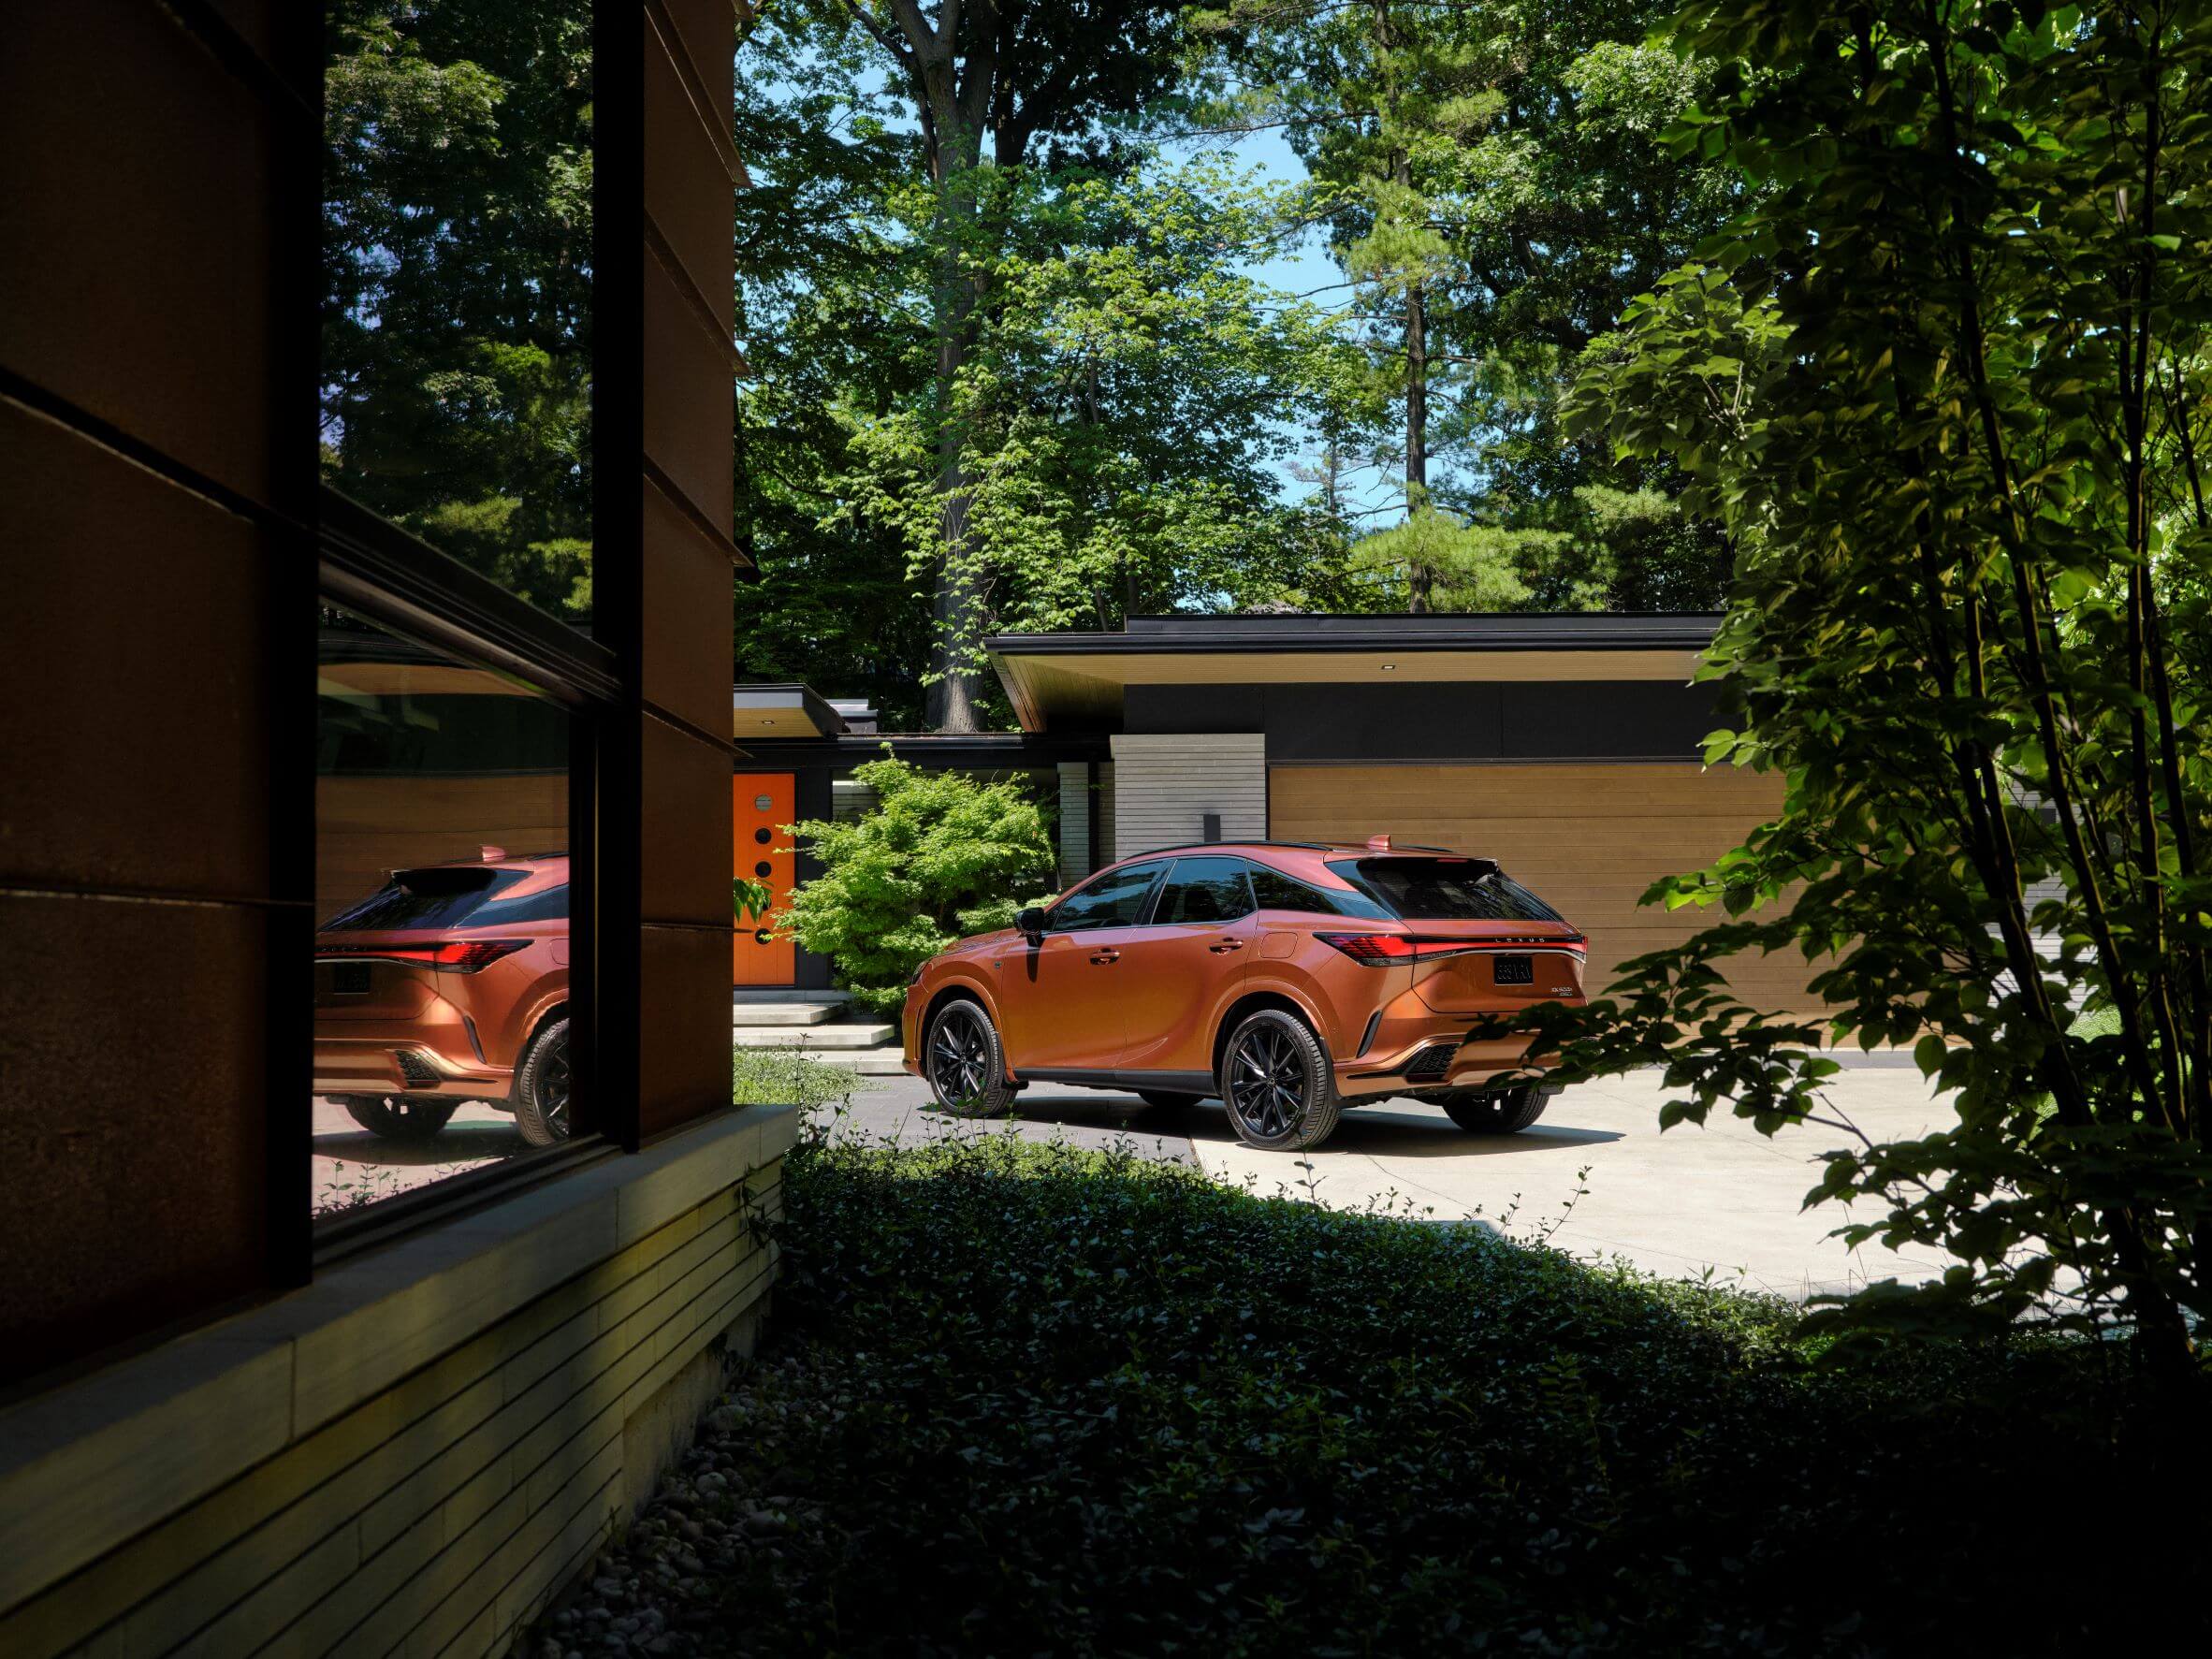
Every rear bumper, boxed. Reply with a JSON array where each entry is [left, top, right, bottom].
[[1334, 1019, 1568, 1099], [312, 1034, 512, 1101]]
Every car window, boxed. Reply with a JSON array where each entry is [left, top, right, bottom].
[[1326, 857, 1564, 922], [1046, 861, 1167, 932], [1156, 857, 1256, 924], [1247, 861, 1389, 919], [473, 880, 568, 924], [321, 866, 528, 931]]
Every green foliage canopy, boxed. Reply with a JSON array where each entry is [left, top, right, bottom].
[[1522, 0, 2212, 1378]]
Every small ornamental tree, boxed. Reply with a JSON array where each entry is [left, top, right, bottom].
[[778, 752, 1057, 1012], [1513, 0, 2212, 1381]]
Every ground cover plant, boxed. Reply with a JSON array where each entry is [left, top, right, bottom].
[[535, 1128, 2197, 1656]]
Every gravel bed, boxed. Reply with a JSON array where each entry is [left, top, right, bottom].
[[525, 1347, 833, 1659]]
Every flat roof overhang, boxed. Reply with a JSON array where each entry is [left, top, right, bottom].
[[731, 731, 1111, 768], [986, 614, 1722, 732], [733, 682, 847, 740]]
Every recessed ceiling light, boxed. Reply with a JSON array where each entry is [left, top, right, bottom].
[[1378, 662, 1397, 671]]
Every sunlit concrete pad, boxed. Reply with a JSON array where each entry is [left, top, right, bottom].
[[840, 1068, 1957, 1301]]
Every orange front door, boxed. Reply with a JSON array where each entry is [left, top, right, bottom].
[[733, 773, 795, 986]]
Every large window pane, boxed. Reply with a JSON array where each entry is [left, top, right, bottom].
[[314, 612, 575, 1217], [322, 0, 595, 623]]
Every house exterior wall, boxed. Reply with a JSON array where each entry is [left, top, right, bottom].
[[1122, 680, 1725, 763], [1108, 735, 1267, 858], [0, 1108, 793, 1659], [2, 5, 763, 1653], [1055, 762, 1092, 884], [0, 0, 320, 1376]]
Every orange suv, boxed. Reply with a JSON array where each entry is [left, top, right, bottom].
[[901, 839, 1586, 1150], [313, 851, 572, 1144]]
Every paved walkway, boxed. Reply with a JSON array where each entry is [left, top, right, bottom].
[[826, 1067, 1956, 1301]]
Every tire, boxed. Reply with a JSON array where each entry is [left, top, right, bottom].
[[511, 1016, 572, 1145], [1133, 1088, 1204, 1113], [924, 999, 1016, 1117], [1441, 1084, 1549, 1135], [1217, 1009, 1341, 1151], [340, 1094, 457, 1142]]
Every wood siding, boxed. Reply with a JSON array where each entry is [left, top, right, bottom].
[[1270, 763, 1820, 1013], [0, 1112, 793, 1659]]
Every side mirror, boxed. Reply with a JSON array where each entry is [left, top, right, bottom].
[[1015, 905, 1047, 941]]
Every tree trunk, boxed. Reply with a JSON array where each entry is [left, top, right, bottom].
[[1405, 268, 1430, 613]]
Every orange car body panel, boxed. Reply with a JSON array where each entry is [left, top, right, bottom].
[[901, 843, 1587, 1100], [312, 854, 570, 1102]]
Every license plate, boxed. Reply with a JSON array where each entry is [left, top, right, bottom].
[[331, 962, 371, 995], [1492, 954, 1533, 985]]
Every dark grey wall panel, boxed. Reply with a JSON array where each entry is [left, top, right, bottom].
[[1125, 683, 1266, 734], [1497, 680, 1722, 759], [1124, 679, 1720, 762]]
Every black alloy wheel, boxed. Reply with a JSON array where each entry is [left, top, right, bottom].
[[513, 1017, 572, 1145], [1218, 1010, 1341, 1151], [924, 1000, 1015, 1117]]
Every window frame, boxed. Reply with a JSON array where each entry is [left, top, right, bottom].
[[312, 513, 620, 1264]]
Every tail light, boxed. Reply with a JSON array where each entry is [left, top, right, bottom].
[[1316, 933, 1587, 966], [315, 939, 531, 973]]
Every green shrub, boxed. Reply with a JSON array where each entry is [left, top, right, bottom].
[[776, 750, 1056, 1012], [730, 1047, 860, 1111]]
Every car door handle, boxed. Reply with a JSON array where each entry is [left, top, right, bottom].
[[1089, 949, 1120, 965], [1208, 939, 1245, 953]]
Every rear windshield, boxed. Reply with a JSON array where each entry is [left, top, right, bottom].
[[322, 866, 541, 931], [1326, 857, 1564, 924]]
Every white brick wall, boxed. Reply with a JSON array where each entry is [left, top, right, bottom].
[[1109, 734, 1266, 856]]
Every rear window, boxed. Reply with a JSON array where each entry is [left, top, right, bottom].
[[1326, 857, 1564, 923], [321, 866, 530, 931]]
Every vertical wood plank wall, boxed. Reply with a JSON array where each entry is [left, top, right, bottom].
[[609, 0, 756, 1142], [0, 0, 320, 1379]]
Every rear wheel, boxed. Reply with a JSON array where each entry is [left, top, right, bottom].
[[512, 1017, 572, 1145], [1441, 1085, 1548, 1135], [1218, 1010, 1340, 1151], [340, 1094, 457, 1142], [924, 999, 1016, 1117]]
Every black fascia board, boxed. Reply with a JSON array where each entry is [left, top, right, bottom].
[[738, 732, 1110, 768], [987, 612, 1721, 656]]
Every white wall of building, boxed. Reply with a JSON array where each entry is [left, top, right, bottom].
[[1108, 733, 1266, 856]]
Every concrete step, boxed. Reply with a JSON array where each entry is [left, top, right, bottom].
[[733, 1023, 895, 1051], [732, 986, 852, 1004], [728, 1001, 837, 1026]]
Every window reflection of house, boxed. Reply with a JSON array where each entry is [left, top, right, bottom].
[[314, 626, 568, 923]]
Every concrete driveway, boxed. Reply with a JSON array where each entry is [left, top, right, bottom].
[[827, 1066, 1956, 1301]]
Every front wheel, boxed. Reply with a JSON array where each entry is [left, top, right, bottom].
[[1441, 1085, 1548, 1135], [924, 999, 1016, 1117], [512, 1017, 572, 1145], [1218, 1010, 1340, 1151], [340, 1094, 457, 1142]]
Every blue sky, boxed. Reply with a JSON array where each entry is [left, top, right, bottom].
[[1167, 124, 1406, 525]]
